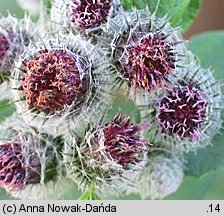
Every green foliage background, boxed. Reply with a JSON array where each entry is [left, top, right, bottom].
[[0, 0, 224, 200]]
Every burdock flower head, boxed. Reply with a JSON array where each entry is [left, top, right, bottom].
[[0, 30, 10, 65], [157, 84, 208, 141], [71, 0, 113, 29], [155, 62, 222, 150], [51, 0, 121, 35], [11, 34, 110, 135], [107, 9, 186, 95], [0, 15, 35, 83], [64, 112, 150, 194], [0, 115, 65, 199], [0, 142, 40, 190], [21, 49, 90, 114], [87, 112, 150, 168]]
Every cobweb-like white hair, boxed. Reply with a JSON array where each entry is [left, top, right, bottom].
[[127, 149, 185, 200], [0, 114, 66, 200], [11, 32, 112, 136]]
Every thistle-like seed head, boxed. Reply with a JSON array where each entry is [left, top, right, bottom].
[[64, 112, 150, 194], [157, 84, 208, 140], [0, 141, 41, 190], [0, 115, 65, 199], [136, 53, 223, 151], [71, 0, 113, 29], [115, 32, 175, 93], [87, 112, 149, 168], [0, 17, 18, 82], [11, 34, 111, 135], [21, 49, 90, 114], [106, 9, 186, 95], [148, 60, 223, 150], [0, 15, 36, 83], [0, 32, 10, 62]]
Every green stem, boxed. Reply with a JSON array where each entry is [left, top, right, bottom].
[[78, 183, 102, 200]]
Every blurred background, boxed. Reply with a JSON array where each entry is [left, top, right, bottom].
[[0, 0, 224, 200], [185, 0, 224, 38]]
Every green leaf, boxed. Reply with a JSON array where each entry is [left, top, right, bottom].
[[180, 0, 201, 32], [0, 0, 24, 18], [149, 0, 200, 32], [0, 100, 14, 123], [186, 133, 224, 177], [42, 0, 52, 14], [78, 191, 101, 200], [78, 183, 102, 200], [121, 0, 149, 10], [166, 167, 224, 199], [0, 189, 15, 200], [189, 31, 224, 80], [149, 0, 190, 18], [121, 0, 200, 32], [105, 93, 141, 124]]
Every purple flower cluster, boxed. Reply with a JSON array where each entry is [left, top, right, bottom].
[[0, 142, 41, 190], [21, 49, 90, 114], [89, 113, 149, 168], [157, 84, 208, 140], [0, 33, 10, 64], [70, 0, 113, 29], [117, 32, 175, 93]]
